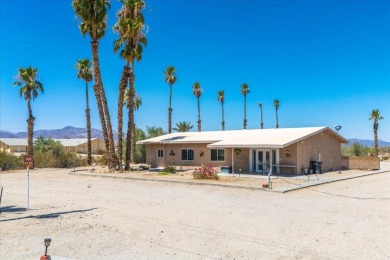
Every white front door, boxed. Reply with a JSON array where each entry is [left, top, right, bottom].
[[255, 149, 279, 174]]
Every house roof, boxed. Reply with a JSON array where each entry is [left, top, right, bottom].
[[0, 138, 29, 146], [137, 127, 348, 148], [0, 138, 99, 147]]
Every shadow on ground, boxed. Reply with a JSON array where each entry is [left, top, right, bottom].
[[0, 207, 97, 222]]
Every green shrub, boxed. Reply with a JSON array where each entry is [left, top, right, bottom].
[[192, 165, 219, 180], [0, 152, 24, 171], [33, 137, 87, 168], [161, 165, 176, 174], [94, 153, 107, 166]]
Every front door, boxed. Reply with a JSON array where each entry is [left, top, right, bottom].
[[255, 149, 278, 174], [256, 150, 271, 174]]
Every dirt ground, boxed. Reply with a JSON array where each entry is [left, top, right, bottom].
[[0, 168, 389, 259]]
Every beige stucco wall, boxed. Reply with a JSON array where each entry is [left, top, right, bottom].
[[146, 143, 243, 169], [144, 130, 342, 174], [296, 131, 342, 173], [75, 139, 105, 154], [0, 141, 27, 153]]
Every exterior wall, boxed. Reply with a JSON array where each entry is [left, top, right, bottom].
[[0, 142, 27, 153], [297, 131, 342, 174], [0, 141, 9, 152], [73, 139, 106, 154], [341, 157, 380, 170], [146, 143, 248, 170], [278, 144, 298, 174]]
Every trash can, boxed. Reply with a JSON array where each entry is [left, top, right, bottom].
[[310, 161, 317, 174], [315, 161, 322, 174]]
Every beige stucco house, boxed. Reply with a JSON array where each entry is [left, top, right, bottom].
[[0, 138, 28, 153], [138, 127, 348, 175], [0, 138, 105, 154]]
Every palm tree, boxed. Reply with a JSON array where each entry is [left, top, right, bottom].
[[72, 0, 116, 169], [192, 82, 203, 132], [113, 0, 146, 170], [164, 66, 177, 134], [369, 109, 383, 157], [173, 121, 194, 132], [75, 59, 93, 165], [124, 91, 142, 165], [273, 99, 280, 128], [131, 94, 142, 163], [13, 67, 44, 157], [240, 83, 250, 129], [217, 90, 225, 130], [258, 102, 263, 129]]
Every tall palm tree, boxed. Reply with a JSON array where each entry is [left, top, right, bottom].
[[131, 94, 142, 163], [369, 109, 383, 157], [124, 91, 142, 165], [240, 83, 250, 129], [217, 90, 225, 130], [72, 0, 116, 169], [113, 0, 146, 170], [192, 82, 203, 132], [273, 99, 280, 128], [75, 59, 93, 165], [13, 67, 44, 157], [258, 102, 263, 129], [164, 66, 177, 134], [173, 121, 194, 132]]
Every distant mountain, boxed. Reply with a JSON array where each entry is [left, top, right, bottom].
[[346, 138, 390, 147], [0, 126, 118, 140]]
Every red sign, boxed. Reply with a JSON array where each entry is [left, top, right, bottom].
[[24, 155, 34, 169]]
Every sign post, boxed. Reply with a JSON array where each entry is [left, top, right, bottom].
[[24, 155, 34, 211]]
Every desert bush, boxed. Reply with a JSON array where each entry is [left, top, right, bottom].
[[0, 152, 24, 171], [33, 137, 87, 168], [161, 165, 176, 174], [192, 165, 219, 180], [94, 154, 107, 166]]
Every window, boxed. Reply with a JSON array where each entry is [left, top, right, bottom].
[[157, 149, 164, 158], [211, 149, 225, 161], [181, 149, 194, 160]]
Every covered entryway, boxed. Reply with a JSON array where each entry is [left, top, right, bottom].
[[249, 148, 279, 174]]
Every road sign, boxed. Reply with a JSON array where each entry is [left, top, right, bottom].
[[24, 155, 34, 169]]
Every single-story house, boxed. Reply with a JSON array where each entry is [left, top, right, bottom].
[[137, 127, 348, 175], [0, 138, 28, 153], [0, 138, 105, 154]]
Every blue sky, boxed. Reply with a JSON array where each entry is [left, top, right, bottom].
[[1, 0, 389, 140]]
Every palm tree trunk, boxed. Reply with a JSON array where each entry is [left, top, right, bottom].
[[117, 65, 130, 171], [260, 106, 264, 129], [86, 81, 92, 165], [129, 68, 136, 163], [197, 97, 201, 132], [374, 123, 378, 157], [125, 93, 132, 170], [27, 99, 34, 157], [131, 122, 136, 163], [168, 84, 173, 134], [276, 109, 279, 128], [222, 101, 225, 131], [93, 84, 109, 153], [91, 41, 116, 170], [243, 95, 247, 129]]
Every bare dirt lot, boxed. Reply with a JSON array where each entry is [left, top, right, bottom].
[[1, 168, 389, 259]]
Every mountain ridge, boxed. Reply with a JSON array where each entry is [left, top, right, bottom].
[[1, 126, 389, 146]]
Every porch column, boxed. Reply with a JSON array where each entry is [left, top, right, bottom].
[[249, 148, 253, 172], [232, 148, 234, 174]]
